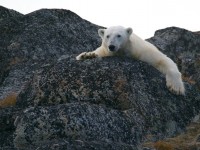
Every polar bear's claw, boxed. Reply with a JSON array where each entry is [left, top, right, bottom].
[[166, 77, 185, 95]]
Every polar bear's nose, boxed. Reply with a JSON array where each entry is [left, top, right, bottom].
[[108, 45, 115, 51]]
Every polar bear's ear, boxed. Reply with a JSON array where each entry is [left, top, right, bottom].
[[126, 27, 133, 35], [98, 29, 105, 38]]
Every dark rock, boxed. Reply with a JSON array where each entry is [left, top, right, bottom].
[[0, 5, 23, 21], [0, 107, 20, 149], [0, 6, 199, 150], [14, 139, 136, 150], [15, 56, 200, 148], [14, 103, 138, 149], [196, 134, 200, 143], [0, 7, 101, 99], [0, 6, 24, 90]]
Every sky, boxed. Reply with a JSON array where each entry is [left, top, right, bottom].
[[1, 0, 200, 38]]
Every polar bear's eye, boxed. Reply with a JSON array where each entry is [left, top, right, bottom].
[[106, 35, 110, 39], [117, 34, 121, 38]]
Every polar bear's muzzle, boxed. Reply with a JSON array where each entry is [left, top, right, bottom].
[[108, 45, 117, 52]]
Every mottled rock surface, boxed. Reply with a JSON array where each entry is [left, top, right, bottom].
[[0, 6, 100, 100], [0, 6, 199, 150]]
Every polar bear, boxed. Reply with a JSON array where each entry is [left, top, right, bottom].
[[76, 26, 185, 95]]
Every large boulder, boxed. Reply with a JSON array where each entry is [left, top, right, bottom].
[[0, 7, 101, 100], [0, 6, 199, 149]]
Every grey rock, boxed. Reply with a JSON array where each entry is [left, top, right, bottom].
[[0, 7, 101, 99], [14, 103, 138, 149], [0, 5, 23, 20], [0, 107, 20, 149], [15, 56, 200, 149]]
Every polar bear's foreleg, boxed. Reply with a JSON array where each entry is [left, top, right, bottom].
[[76, 46, 109, 60], [138, 42, 185, 95], [154, 57, 185, 95]]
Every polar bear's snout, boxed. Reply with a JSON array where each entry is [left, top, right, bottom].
[[108, 45, 116, 51]]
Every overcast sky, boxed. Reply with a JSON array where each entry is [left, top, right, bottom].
[[1, 0, 199, 38]]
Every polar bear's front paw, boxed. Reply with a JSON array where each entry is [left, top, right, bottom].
[[166, 75, 185, 95], [76, 52, 87, 60], [76, 52, 98, 60]]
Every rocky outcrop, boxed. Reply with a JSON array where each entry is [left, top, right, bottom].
[[0, 7, 101, 100], [0, 6, 199, 150]]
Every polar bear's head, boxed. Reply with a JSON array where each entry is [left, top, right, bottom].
[[98, 26, 132, 53]]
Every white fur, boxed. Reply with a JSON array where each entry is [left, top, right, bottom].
[[76, 26, 185, 95]]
